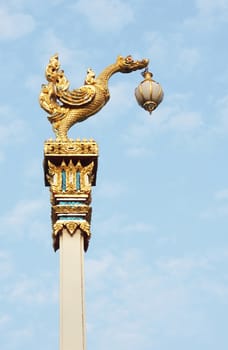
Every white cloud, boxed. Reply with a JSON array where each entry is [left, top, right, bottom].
[[184, 0, 228, 29], [177, 48, 201, 71], [124, 115, 155, 141], [23, 158, 44, 182], [0, 8, 35, 39], [200, 205, 228, 219], [196, 0, 228, 17], [200, 280, 228, 301], [121, 85, 216, 157], [96, 180, 127, 199], [122, 222, 154, 234], [6, 274, 58, 305], [0, 105, 29, 147], [215, 94, 228, 131], [125, 145, 152, 157], [157, 256, 211, 276], [123, 99, 204, 155], [165, 110, 203, 131], [0, 251, 13, 277], [201, 188, 228, 219], [144, 32, 201, 73], [93, 212, 155, 245], [144, 31, 169, 62], [0, 314, 11, 328], [0, 119, 27, 144], [39, 31, 76, 66], [7, 326, 34, 344], [215, 188, 228, 200], [94, 213, 128, 237], [0, 198, 50, 242], [2, 199, 44, 227], [86, 248, 223, 349], [25, 74, 43, 92], [72, 0, 134, 31], [39, 31, 93, 85], [86, 254, 115, 290], [110, 81, 136, 111]]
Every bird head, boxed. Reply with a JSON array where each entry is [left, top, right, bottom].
[[117, 55, 149, 73]]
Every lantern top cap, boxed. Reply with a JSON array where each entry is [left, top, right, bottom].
[[141, 68, 153, 80]]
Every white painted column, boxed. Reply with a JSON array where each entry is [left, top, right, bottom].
[[59, 228, 86, 350]]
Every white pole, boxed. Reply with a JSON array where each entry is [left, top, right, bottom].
[[59, 228, 86, 350]]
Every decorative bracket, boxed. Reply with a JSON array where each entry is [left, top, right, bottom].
[[43, 139, 98, 251]]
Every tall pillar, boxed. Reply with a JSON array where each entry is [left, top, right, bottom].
[[43, 139, 98, 350]]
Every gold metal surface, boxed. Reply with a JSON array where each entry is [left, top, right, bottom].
[[52, 221, 91, 252], [44, 139, 98, 251], [46, 160, 94, 193], [39, 54, 148, 140], [44, 139, 98, 156]]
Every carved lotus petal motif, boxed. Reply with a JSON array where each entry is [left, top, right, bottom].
[[66, 222, 78, 235]]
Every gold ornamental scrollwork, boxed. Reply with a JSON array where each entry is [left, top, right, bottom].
[[53, 221, 91, 252], [44, 140, 99, 156], [46, 159, 94, 194], [44, 140, 98, 252], [52, 205, 92, 223]]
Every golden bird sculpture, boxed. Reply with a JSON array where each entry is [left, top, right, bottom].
[[39, 54, 149, 140]]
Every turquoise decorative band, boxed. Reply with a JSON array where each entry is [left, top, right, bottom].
[[58, 216, 85, 221]]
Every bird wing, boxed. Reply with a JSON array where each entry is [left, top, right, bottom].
[[57, 85, 96, 107]]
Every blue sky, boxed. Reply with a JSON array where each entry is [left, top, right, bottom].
[[0, 0, 228, 349]]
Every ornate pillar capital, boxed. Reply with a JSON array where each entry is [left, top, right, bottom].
[[43, 139, 98, 251]]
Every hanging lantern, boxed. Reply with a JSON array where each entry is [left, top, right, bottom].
[[135, 68, 164, 114]]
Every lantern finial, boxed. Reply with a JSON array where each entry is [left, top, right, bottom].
[[141, 68, 153, 80]]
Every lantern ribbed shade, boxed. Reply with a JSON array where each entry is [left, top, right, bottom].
[[135, 77, 164, 113]]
